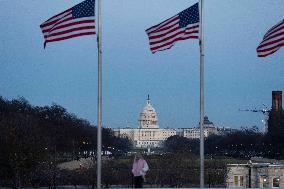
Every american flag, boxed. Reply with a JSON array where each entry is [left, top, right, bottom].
[[257, 19, 284, 57], [146, 3, 199, 53], [40, 0, 96, 48]]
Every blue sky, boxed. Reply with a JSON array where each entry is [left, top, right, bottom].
[[0, 0, 283, 129]]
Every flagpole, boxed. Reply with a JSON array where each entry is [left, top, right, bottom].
[[199, 0, 205, 188], [97, 0, 102, 188]]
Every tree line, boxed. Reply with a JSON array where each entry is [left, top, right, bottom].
[[164, 117, 284, 159], [0, 96, 131, 188]]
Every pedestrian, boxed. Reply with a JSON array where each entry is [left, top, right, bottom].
[[132, 153, 149, 188]]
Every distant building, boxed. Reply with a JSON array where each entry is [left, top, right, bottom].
[[113, 96, 232, 149], [178, 116, 237, 139], [226, 162, 284, 188], [267, 91, 284, 158], [217, 126, 238, 136], [113, 95, 176, 148], [272, 91, 282, 112]]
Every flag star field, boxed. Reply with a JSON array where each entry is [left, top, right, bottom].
[[179, 3, 199, 28], [73, 0, 95, 18]]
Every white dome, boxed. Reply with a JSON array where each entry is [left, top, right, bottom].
[[143, 101, 156, 113], [138, 95, 159, 129]]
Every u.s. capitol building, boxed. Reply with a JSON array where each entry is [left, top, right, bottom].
[[113, 96, 232, 149], [113, 95, 176, 148]]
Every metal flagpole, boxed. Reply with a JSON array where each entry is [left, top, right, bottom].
[[199, 0, 205, 188], [97, 0, 102, 188]]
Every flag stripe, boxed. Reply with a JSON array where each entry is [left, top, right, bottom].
[[149, 23, 199, 41], [264, 24, 284, 41], [257, 19, 284, 57], [40, 11, 72, 28], [42, 17, 96, 42], [150, 32, 199, 51], [45, 27, 96, 41], [150, 25, 199, 45], [41, 16, 73, 33], [264, 20, 284, 39], [149, 25, 180, 40], [262, 27, 284, 44], [148, 19, 180, 38], [258, 49, 280, 57], [148, 24, 199, 52], [43, 19, 95, 36], [151, 35, 198, 52], [257, 37, 284, 54], [45, 32, 96, 44], [149, 20, 180, 37], [258, 32, 284, 49], [257, 37, 284, 52], [146, 16, 179, 35], [49, 19, 95, 34], [45, 9, 72, 23], [45, 25, 96, 39]]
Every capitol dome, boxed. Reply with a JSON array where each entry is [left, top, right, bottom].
[[138, 95, 159, 129]]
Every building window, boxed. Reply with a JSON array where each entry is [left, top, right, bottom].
[[260, 176, 268, 188], [240, 176, 244, 187], [273, 177, 280, 188], [234, 176, 238, 187], [234, 175, 244, 187]]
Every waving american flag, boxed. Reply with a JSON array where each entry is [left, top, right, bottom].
[[257, 19, 284, 57], [145, 3, 199, 54], [40, 0, 96, 48]]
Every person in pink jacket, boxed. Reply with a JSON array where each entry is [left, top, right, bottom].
[[132, 153, 149, 188]]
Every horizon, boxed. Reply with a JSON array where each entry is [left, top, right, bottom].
[[0, 0, 284, 129], [0, 94, 266, 131]]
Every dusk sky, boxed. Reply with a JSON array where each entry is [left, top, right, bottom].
[[0, 0, 283, 130]]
